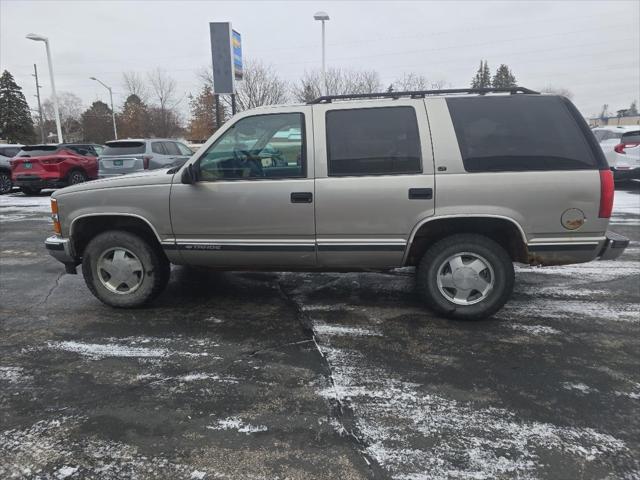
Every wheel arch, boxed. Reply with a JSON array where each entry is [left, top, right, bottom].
[[70, 213, 164, 258], [404, 215, 529, 266]]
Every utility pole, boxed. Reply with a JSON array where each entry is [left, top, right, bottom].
[[32, 64, 45, 143]]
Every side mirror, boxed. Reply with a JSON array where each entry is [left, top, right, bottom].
[[181, 163, 198, 184]]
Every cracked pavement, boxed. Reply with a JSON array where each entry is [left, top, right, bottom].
[[1, 185, 639, 479]]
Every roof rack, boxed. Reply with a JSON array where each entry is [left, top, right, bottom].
[[307, 87, 540, 104]]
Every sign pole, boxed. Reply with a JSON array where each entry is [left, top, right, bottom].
[[215, 94, 221, 130], [231, 93, 237, 115]]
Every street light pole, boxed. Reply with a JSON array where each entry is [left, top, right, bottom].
[[32, 64, 45, 143], [26, 33, 63, 143], [314, 12, 330, 96], [90, 77, 118, 139]]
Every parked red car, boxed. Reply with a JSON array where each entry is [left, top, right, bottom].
[[11, 144, 101, 195]]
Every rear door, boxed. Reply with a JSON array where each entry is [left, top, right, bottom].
[[312, 100, 435, 268]]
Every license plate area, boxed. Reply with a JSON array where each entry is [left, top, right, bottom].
[[23, 162, 32, 169], [113, 159, 123, 166]]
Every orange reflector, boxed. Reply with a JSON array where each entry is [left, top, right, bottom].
[[50, 198, 61, 234]]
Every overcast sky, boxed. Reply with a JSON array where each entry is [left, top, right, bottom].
[[1, 0, 639, 119]]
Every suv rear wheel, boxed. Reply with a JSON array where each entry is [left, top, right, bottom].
[[416, 234, 514, 320], [68, 169, 87, 185], [0, 171, 12, 194], [82, 230, 170, 308]]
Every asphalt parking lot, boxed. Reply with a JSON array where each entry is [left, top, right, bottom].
[[1, 185, 639, 480]]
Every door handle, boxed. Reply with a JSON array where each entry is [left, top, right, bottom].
[[408, 188, 433, 200], [291, 192, 313, 203]]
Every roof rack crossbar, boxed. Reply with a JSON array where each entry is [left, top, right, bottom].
[[307, 87, 540, 104]]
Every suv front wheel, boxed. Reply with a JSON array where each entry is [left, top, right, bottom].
[[82, 230, 170, 308], [416, 234, 514, 320]]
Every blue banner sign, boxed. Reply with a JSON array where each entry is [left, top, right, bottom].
[[232, 30, 243, 80]]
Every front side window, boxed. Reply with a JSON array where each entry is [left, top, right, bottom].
[[177, 143, 193, 156], [163, 142, 181, 156], [447, 96, 598, 172], [198, 113, 305, 180]]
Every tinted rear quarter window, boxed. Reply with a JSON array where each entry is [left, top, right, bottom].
[[326, 106, 422, 176], [103, 141, 146, 156], [447, 96, 600, 171], [152, 142, 166, 154], [0, 147, 20, 157]]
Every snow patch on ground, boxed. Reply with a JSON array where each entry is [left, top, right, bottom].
[[0, 193, 52, 222], [318, 345, 629, 480], [612, 190, 640, 216], [0, 416, 195, 479], [508, 324, 561, 336], [498, 299, 639, 323], [563, 382, 596, 394], [314, 324, 381, 337], [206, 416, 267, 434], [516, 261, 640, 282], [47, 338, 212, 360], [615, 383, 640, 400], [0, 366, 29, 383]]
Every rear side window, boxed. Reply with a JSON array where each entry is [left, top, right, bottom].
[[447, 96, 600, 172], [103, 141, 146, 156], [151, 142, 166, 154], [326, 107, 422, 176]]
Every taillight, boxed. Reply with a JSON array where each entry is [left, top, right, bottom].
[[614, 144, 625, 154], [599, 169, 614, 218], [50, 198, 61, 234], [143, 155, 152, 169]]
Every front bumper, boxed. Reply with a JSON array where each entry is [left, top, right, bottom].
[[598, 231, 629, 261], [45, 235, 78, 273]]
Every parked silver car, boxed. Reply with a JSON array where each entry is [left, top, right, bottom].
[[98, 139, 193, 178], [0, 143, 23, 194], [45, 88, 628, 320]]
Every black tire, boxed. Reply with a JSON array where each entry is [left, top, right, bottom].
[[416, 234, 514, 320], [21, 187, 41, 195], [0, 171, 12, 194], [82, 230, 170, 308], [68, 169, 87, 185]]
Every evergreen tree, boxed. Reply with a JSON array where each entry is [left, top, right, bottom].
[[627, 100, 638, 116], [81, 101, 113, 143], [118, 94, 150, 138], [471, 61, 491, 89], [187, 84, 224, 142], [0, 70, 35, 143], [492, 64, 517, 88]]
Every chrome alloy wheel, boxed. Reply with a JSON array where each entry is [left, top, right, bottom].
[[436, 252, 494, 305], [97, 248, 144, 294]]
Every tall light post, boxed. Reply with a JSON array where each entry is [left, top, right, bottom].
[[90, 76, 118, 139], [26, 33, 63, 143], [313, 11, 330, 96]]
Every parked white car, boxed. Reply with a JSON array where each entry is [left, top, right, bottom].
[[0, 143, 23, 194], [592, 126, 640, 181]]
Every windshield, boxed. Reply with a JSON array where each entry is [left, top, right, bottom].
[[102, 141, 146, 156]]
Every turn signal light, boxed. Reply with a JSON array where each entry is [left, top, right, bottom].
[[50, 198, 61, 234]]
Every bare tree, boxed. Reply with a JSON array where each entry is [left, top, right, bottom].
[[42, 91, 83, 141], [540, 85, 574, 100], [234, 60, 289, 111], [147, 68, 181, 137], [122, 71, 148, 102], [392, 73, 430, 92], [293, 68, 381, 102]]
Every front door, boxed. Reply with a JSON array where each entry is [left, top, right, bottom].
[[169, 108, 316, 267], [312, 100, 435, 268]]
